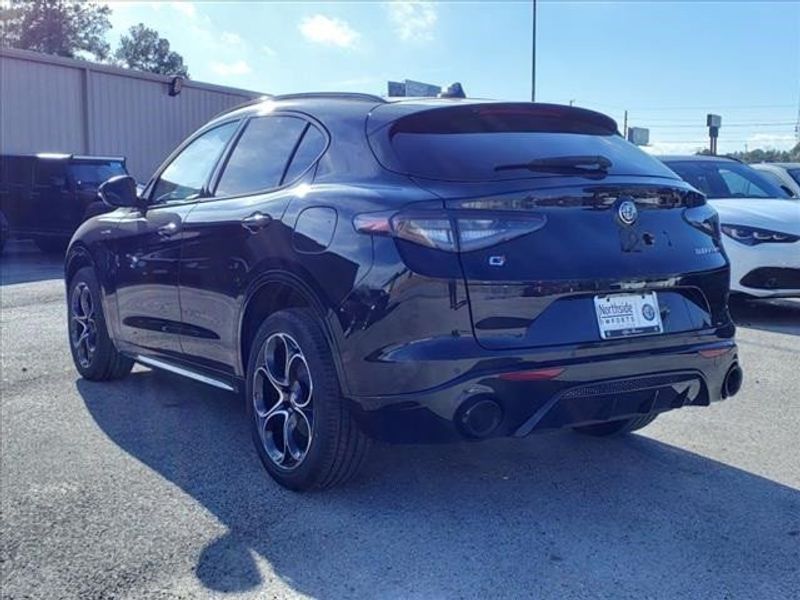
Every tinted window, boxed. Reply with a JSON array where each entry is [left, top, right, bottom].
[[665, 160, 787, 199], [283, 124, 326, 183], [2, 157, 34, 185], [69, 161, 127, 189], [35, 160, 68, 188], [788, 168, 800, 186], [370, 104, 676, 182], [152, 121, 238, 204], [215, 116, 306, 197]]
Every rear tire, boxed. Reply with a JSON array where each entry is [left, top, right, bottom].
[[246, 308, 371, 491], [573, 413, 658, 437], [68, 267, 133, 381]]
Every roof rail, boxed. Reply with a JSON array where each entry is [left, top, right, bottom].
[[271, 92, 387, 103], [211, 95, 273, 120]]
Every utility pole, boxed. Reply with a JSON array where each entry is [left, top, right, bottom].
[[707, 114, 721, 155], [623, 110, 628, 139], [531, 0, 537, 102]]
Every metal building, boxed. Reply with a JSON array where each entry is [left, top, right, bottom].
[[0, 47, 262, 181]]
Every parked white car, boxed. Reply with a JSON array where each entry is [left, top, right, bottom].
[[661, 156, 800, 298], [751, 162, 800, 198]]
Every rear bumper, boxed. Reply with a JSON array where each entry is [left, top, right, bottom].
[[348, 335, 739, 443]]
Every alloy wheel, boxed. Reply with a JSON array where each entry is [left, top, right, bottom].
[[252, 332, 314, 470], [70, 282, 97, 368]]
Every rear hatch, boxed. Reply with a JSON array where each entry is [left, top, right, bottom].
[[368, 102, 730, 349]]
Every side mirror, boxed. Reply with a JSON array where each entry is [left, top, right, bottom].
[[99, 175, 144, 209], [779, 184, 797, 199]]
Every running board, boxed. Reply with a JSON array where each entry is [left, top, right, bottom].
[[134, 355, 236, 392]]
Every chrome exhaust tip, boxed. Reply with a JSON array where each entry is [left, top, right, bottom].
[[723, 364, 743, 398], [457, 395, 503, 439]]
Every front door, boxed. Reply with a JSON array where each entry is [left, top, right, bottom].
[[112, 203, 193, 356]]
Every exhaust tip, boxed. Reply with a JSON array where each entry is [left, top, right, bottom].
[[458, 395, 503, 439], [723, 364, 743, 398]]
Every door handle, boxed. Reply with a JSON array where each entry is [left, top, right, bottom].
[[157, 222, 179, 237], [241, 212, 271, 233]]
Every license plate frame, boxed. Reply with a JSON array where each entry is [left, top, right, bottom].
[[593, 292, 663, 339]]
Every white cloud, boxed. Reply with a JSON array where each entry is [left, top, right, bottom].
[[221, 32, 244, 46], [170, 1, 197, 19], [388, 1, 438, 42], [643, 142, 706, 156], [746, 133, 797, 151], [262, 44, 277, 57], [210, 60, 252, 77], [299, 14, 360, 48]]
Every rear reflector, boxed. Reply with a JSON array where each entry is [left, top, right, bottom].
[[498, 367, 565, 381], [698, 347, 732, 359]]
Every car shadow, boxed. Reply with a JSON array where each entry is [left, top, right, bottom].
[[730, 296, 800, 337], [78, 371, 800, 598], [0, 240, 64, 285]]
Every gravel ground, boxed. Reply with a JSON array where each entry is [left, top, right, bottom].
[[1, 240, 799, 599]]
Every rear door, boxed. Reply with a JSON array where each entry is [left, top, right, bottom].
[[31, 158, 70, 235], [368, 103, 730, 349], [178, 114, 322, 374]]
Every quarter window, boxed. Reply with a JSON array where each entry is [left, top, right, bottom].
[[151, 121, 238, 204], [283, 124, 326, 183], [215, 116, 307, 197]]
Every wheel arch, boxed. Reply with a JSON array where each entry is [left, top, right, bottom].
[[64, 243, 95, 287], [237, 270, 346, 389]]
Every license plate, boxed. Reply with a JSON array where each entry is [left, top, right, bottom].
[[593, 292, 663, 339]]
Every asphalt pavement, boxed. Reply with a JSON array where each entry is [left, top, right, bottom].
[[1, 240, 798, 599]]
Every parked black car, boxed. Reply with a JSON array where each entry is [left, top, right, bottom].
[[0, 153, 127, 254], [65, 94, 742, 491]]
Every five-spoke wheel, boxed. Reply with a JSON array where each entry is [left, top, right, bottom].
[[246, 309, 371, 491], [253, 333, 314, 470], [70, 281, 97, 369], [67, 267, 133, 381]]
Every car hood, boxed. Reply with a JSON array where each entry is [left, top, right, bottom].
[[708, 198, 800, 235]]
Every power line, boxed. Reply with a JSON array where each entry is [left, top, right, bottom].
[[646, 122, 795, 129]]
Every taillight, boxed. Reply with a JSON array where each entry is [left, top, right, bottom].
[[683, 204, 721, 239], [354, 211, 546, 252]]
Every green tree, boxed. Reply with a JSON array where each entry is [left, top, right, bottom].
[[114, 23, 188, 77], [0, 0, 111, 60]]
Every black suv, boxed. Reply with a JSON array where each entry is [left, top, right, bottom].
[[0, 153, 127, 254], [65, 94, 741, 491]]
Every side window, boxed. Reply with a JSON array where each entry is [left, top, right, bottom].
[[283, 124, 326, 184], [215, 116, 306, 197], [35, 160, 68, 189], [151, 121, 238, 204], [6, 158, 34, 186], [719, 167, 770, 198]]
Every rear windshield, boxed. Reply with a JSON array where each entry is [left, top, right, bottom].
[[369, 104, 677, 182], [664, 160, 789, 200], [788, 168, 800, 186], [69, 161, 127, 188]]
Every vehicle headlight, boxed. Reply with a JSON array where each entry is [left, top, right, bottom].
[[720, 224, 800, 246]]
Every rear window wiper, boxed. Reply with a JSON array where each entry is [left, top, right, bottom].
[[494, 155, 613, 176]]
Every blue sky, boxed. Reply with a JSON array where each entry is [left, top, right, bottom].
[[109, 1, 800, 154]]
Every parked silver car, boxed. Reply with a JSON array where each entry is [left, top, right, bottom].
[[751, 162, 800, 197]]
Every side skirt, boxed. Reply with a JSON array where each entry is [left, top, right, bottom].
[[133, 354, 237, 392]]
